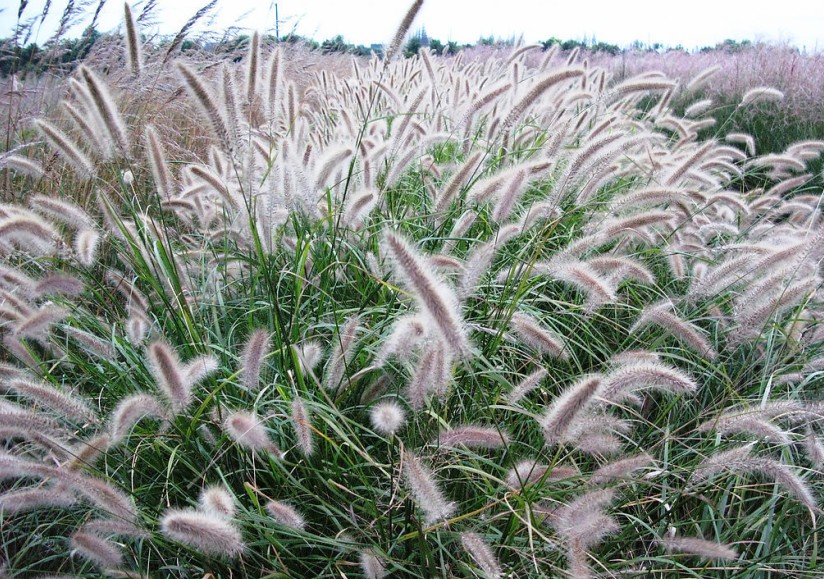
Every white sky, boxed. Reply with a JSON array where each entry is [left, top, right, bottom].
[[2, 0, 823, 52]]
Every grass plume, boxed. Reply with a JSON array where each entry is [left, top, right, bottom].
[[401, 449, 456, 526], [384, 232, 469, 357], [123, 2, 142, 76], [160, 508, 245, 557]]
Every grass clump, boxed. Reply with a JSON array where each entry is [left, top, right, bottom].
[[0, 2, 822, 577]]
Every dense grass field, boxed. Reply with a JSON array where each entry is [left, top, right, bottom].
[[0, 2, 823, 577]]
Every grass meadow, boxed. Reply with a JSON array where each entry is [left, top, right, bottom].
[[0, 1, 823, 577]]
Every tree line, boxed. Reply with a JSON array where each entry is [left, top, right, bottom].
[[0, 26, 763, 78]]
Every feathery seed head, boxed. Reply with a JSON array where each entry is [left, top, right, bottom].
[[161, 508, 245, 557], [374, 315, 428, 367], [0, 214, 59, 256], [224, 411, 282, 457], [15, 303, 69, 339], [323, 314, 362, 390], [686, 65, 721, 92], [75, 228, 101, 266], [0, 450, 62, 481], [147, 340, 190, 412], [370, 400, 406, 436], [505, 367, 548, 404], [692, 444, 755, 482], [183, 355, 219, 387], [246, 31, 260, 104], [65, 472, 138, 522], [804, 428, 824, 468], [35, 119, 95, 178], [550, 488, 618, 548], [434, 150, 483, 217], [32, 274, 84, 298], [123, 2, 143, 76], [359, 549, 386, 579], [5, 378, 97, 424], [547, 260, 618, 308], [740, 86, 785, 107], [601, 361, 698, 403], [109, 394, 168, 443], [344, 188, 378, 229], [510, 312, 568, 360], [70, 530, 123, 569], [590, 454, 654, 485], [0, 153, 44, 178], [540, 375, 602, 445], [65, 434, 111, 469], [505, 460, 578, 489], [698, 411, 792, 445], [384, 231, 470, 357], [406, 340, 452, 410], [748, 456, 818, 511], [442, 210, 478, 254], [145, 126, 174, 200], [290, 395, 315, 456], [294, 341, 323, 374], [461, 532, 503, 578], [125, 314, 150, 344], [506, 460, 549, 489], [0, 484, 77, 513], [0, 410, 68, 442], [632, 302, 716, 359], [240, 329, 271, 391], [435, 425, 510, 450], [384, 0, 425, 62], [401, 449, 456, 526], [503, 67, 586, 131], [176, 61, 232, 150], [265, 500, 306, 530], [29, 195, 93, 230], [79, 65, 130, 155], [198, 485, 236, 518], [659, 535, 738, 561]]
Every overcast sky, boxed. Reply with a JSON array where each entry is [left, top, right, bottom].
[[3, 0, 823, 52]]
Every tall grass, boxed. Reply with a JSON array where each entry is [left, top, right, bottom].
[[0, 3, 822, 577]]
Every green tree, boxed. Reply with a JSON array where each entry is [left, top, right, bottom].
[[404, 35, 422, 57], [592, 41, 620, 55], [541, 37, 562, 50], [561, 39, 585, 51], [321, 35, 348, 54]]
